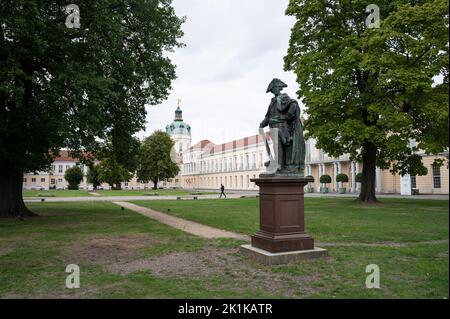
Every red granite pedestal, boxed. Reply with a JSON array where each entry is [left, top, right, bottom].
[[240, 176, 327, 264]]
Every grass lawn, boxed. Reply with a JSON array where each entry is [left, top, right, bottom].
[[23, 190, 93, 197], [133, 197, 449, 243], [22, 189, 218, 198], [0, 198, 448, 298]]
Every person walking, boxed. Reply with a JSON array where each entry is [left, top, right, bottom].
[[219, 184, 227, 199]]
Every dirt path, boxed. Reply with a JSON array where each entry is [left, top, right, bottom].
[[113, 201, 249, 241]]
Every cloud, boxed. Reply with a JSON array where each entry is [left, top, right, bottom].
[[140, 0, 302, 145]]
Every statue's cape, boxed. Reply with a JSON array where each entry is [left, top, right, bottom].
[[286, 97, 305, 168]]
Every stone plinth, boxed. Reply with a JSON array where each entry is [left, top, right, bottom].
[[249, 176, 317, 253], [240, 244, 328, 265]]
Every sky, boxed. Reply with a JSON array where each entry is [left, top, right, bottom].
[[140, 0, 300, 145]]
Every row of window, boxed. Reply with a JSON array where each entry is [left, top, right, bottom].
[[23, 178, 64, 184], [184, 153, 265, 174], [409, 164, 441, 189], [50, 164, 85, 174], [183, 164, 444, 189], [194, 174, 258, 189]]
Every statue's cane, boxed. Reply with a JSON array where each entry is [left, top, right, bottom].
[[259, 128, 273, 165]]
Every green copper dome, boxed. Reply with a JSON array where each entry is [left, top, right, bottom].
[[166, 107, 191, 136]]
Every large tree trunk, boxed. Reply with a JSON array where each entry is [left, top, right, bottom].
[[153, 178, 158, 190], [358, 141, 378, 203], [0, 161, 37, 218]]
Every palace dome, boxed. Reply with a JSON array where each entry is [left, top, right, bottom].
[[166, 106, 191, 136]]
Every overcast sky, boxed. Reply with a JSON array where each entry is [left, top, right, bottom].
[[140, 0, 300, 145]]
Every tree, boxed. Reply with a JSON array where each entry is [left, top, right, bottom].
[[336, 173, 349, 193], [86, 165, 101, 189], [137, 131, 180, 189], [320, 174, 332, 187], [285, 0, 448, 202], [64, 166, 83, 190], [0, 0, 184, 217], [96, 158, 133, 190], [95, 133, 140, 190], [336, 173, 349, 184]]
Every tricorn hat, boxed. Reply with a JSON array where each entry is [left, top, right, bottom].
[[266, 78, 287, 93]]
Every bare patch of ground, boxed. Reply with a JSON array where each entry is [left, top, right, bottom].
[[67, 234, 165, 264], [108, 247, 322, 297]]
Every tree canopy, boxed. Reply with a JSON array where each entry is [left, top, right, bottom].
[[96, 157, 133, 190], [0, 0, 185, 216], [95, 133, 140, 190], [64, 166, 84, 190], [86, 165, 101, 189], [137, 131, 180, 189], [285, 0, 449, 202]]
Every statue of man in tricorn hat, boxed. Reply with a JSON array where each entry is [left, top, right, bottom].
[[259, 78, 305, 176]]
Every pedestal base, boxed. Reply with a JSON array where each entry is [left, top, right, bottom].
[[250, 176, 315, 253], [251, 230, 314, 253], [240, 244, 328, 265]]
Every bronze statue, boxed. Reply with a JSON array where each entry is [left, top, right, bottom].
[[259, 78, 305, 176]]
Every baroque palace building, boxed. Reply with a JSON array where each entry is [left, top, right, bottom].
[[164, 106, 449, 195], [23, 106, 448, 195]]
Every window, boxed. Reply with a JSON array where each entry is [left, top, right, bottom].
[[58, 165, 63, 173], [411, 176, 417, 189], [51, 165, 55, 173], [432, 164, 441, 189], [51, 179, 55, 185], [66, 165, 70, 170], [32, 178, 36, 183], [58, 178, 63, 183], [41, 178, 45, 183], [23, 178, 27, 183]]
